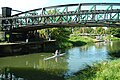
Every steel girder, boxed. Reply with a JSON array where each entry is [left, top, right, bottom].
[[0, 3, 120, 31]]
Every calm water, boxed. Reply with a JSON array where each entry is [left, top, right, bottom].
[[0, 41, 120, 80]]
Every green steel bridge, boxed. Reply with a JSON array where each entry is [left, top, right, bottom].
[[0, 3, 120, 32], [0, 3, 120, 42]]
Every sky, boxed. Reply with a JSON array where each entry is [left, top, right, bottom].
[[0, 0, 119, 14]]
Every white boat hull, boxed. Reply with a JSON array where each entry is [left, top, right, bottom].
[[43, 53, 65, 60]]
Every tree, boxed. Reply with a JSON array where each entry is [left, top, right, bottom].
[[106, 28, 120, 37], [95, 27, 105, 34], [50, 27, 71, 41], [85, 27, 94, 33]]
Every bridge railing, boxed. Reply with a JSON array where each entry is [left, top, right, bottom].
[[0, 3, 120, 30]]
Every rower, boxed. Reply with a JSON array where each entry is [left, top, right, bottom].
[[55, 50, 59, 56]]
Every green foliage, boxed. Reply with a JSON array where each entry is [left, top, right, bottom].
[[85, 27, 94, 33], [73, 27, 94, 34], [95, 27, 105, 34], [69, 35, 94, 43], [37, 27, 95, 49], [106, 28, 120, 37], [38, 28, 72, 48], [67, 59, 120, 80], [0, 31, 5, 42], [58, 41, 73, 49], [51, 28, 71, 42], [104, 35, 120, 41]]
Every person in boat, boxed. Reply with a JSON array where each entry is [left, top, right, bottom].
[[54, 50, 59, 56]]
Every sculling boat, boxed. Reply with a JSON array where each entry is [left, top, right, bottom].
[[43, 53, 66, 60]]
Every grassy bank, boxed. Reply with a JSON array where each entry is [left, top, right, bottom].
[[104, 35, 120, 41], [58, 35, 94, 49], [67, 59, 120, 80], [59, 34, 120, 49], [64, 35, 120, 80], [69, 35, 94, 44]]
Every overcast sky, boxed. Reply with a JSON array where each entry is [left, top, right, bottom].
[[0, 0, 119, 14]]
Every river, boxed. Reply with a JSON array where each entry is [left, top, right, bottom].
[[0, 41, 120, 80]]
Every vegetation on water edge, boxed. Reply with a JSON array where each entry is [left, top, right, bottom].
[[107, 41, 120, 58], [69, 35, 94, 43], [60, 34, 120, 49], [58, 35, 94, 49], [66, 59, 120, 80], [105, 35, 120, 41], [66, 40, 120, 80]]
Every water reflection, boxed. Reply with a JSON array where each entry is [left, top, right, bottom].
[[0, 67, 65, 80], [0, 53, 67, 80], [0, 41, 120, 79], [107, 41, 120, 57], [66, 42, 110, 76]]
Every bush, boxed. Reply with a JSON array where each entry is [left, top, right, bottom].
[[67, 59, 120, 80]]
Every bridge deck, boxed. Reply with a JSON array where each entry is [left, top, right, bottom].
[[0, 3, 120, 31]]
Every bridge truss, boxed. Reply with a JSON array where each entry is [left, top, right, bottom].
[[0, 3, 120, 31]]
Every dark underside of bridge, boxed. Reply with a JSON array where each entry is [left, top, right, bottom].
[[11, 22, 120, 32]]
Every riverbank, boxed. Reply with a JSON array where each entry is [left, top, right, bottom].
[[59, 34, 120, 80], [66, 40, 120, 80], [0, 40, 120, 80], [58, 35, 94, 49], [105, 35, 120, 41], [59, 34, 120, 49], [67, 59, 120, 80]]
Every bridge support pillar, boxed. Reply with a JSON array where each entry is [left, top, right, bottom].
[[2, 7, 12, 17], [2, 7, 13, 42]]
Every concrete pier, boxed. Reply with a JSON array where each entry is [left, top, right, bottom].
[[0, 40, 57, 57]]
